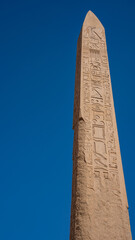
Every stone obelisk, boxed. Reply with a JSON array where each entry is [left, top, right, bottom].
[[70, 11, 132, 239]]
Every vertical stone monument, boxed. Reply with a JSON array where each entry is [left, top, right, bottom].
[[70, 11, 132, 240]]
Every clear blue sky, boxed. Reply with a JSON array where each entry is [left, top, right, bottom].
[[0, 0, 135, 239]]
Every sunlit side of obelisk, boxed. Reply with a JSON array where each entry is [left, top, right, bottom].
[[70, 11, 132, 240]]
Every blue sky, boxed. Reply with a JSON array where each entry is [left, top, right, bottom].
[[0, 0, 135, 239]]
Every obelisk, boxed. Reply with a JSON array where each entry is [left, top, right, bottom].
[[70, 11, 132, 239]]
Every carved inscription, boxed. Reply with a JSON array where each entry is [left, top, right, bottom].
[[84, 26, 108, 184], [82, 26, 122, 193], [70, 12, 132, 239], [93, 126, 105, 139]]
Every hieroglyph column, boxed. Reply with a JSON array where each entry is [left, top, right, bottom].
[[70, 11, 132, 240]]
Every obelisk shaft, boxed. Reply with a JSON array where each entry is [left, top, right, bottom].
[[70, 11, 132, 240]]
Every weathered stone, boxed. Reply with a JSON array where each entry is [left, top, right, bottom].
[[70, 11, 132, 240]]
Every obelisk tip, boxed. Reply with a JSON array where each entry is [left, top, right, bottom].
[[83, 10, 104, 30]]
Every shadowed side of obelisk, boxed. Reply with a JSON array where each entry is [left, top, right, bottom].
[[70, 11, 132, 240]]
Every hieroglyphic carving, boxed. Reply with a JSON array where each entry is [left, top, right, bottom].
[[94, 140, 107, 166], [82, 33, 94, 193], [90, 49, 100, 59], [84, 27, 100, 50], [83, 49, 90, 116], [88, 31, 108, 182], [105, 106, 112, 121], [93, 125, 105, 139], [91, 86, 103, 101], [92, 111, 104, 125], [83, 24, 122, 196], [109, 151, 117, 169], [100, 39, 106, 53], [70, 11, 132, 240], [103, 80, 111, 106]]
